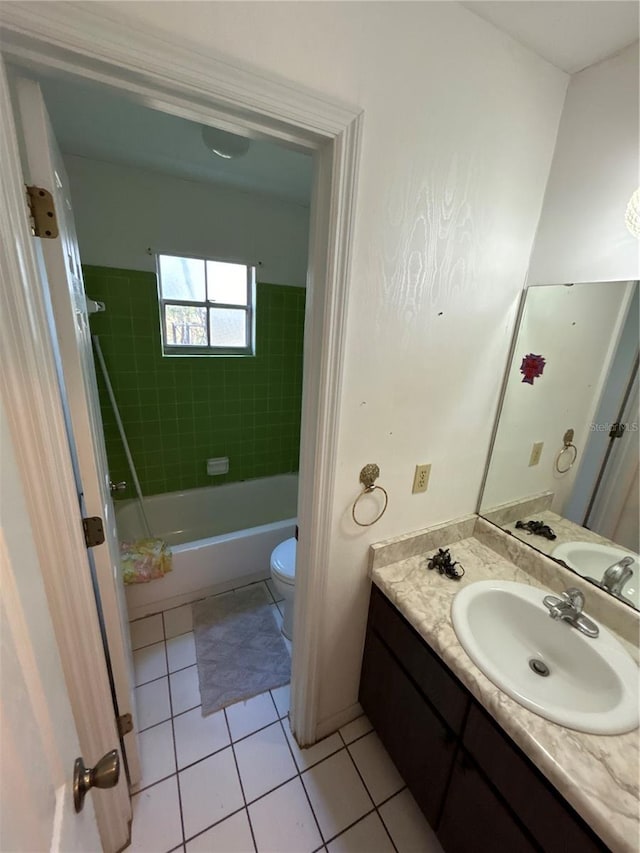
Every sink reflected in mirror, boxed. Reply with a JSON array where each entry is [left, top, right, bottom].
[[452, 580, 639, 734], [552, 542, 639, 608], [479, 280, 639, 610]]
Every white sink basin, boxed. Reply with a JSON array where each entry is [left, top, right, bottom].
[[451, 580, 639, 734], [552, 542, 639, 608]]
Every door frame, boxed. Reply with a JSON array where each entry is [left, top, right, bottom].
[[0, 60, 131, 852], [0, 4, 362, 746]]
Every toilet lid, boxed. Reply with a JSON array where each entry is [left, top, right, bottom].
[[271, 537, 296, 583]]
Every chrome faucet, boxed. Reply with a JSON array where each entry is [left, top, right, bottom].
[[600, 556, 634, 596], [542, 587, 599, 638]]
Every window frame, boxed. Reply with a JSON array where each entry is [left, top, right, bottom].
[[157, 251, 256, 357]]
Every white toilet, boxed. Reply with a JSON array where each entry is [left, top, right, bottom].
[[270, 537, 296, 640]]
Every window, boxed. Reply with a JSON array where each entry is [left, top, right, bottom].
[[157, 253, 255, 355]]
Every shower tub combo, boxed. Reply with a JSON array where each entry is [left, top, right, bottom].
[[118, 473, 297, 619]]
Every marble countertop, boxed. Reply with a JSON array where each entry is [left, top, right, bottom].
[[370, 531, 640, 853], [501, 508, 634, 560]]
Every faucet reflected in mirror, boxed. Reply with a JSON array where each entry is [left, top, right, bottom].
[[479, 279, 639, 611]]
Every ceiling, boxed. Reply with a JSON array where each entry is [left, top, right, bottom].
[[461, 1, 639, 73], [34, 73, 313, 207], [23, 4, 637, 197]]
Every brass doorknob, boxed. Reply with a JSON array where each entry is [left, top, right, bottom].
[[73, 749, 120, 813]]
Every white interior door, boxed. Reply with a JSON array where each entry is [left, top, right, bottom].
[[1, 398, 103, 853], [13, 75, 141, 784]]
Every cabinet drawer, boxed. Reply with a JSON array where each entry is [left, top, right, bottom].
[[438, 751, 539, 853], [464, 705, 607, 853], [360, 628, 457, 826], [369, 585, 468, 733]]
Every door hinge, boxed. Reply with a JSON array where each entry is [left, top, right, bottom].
[[25, 185, 59, 238], [82, 516, 105, 547], [117, 713, 133, 737], [609, 422, 626, 439]]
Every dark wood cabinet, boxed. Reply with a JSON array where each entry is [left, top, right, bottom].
[[359, 584, 609, 853], [438, 752, 538, 853], [360, 629, 456, 825]]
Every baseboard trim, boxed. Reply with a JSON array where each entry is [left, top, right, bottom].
[[314, 701, 364, 743]]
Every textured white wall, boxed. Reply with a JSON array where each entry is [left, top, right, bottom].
[[481, 281, 633, 513], [529, 42, 640, 284], [95, 1, 568, 732], [65, 155, 310, 286]]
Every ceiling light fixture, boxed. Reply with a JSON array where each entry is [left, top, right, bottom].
[[625, 188, 640, 239], [201, 126, 250, 160]]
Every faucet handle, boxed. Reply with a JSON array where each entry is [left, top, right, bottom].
[[562, 587, 585, 612]]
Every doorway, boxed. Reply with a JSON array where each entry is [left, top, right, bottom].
[[13, 63, 313, 789], [0, 4, 362, 779]]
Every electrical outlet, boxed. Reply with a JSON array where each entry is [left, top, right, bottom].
[[529, 442, 544, 467], [412, 464, 431, 494]]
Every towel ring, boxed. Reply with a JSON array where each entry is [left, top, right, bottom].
[[555, 428, 577, 474], [352, 464, 389, 527]]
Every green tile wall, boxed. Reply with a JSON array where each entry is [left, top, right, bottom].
[[85, 265, 305, 497]]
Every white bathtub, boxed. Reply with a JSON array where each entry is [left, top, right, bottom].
[[118, 474, 298, 619]]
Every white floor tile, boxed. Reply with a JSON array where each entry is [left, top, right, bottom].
[[378, 789, 443, 853], [234, 721, 297, 803], [167, 631, 196, 672], [173, 706, 230, 769], [339, 716, 373, 745], [249, 777, 322, 853], [283, 721, 342, 772], [179, 747, 244, 840], [327, 813, 394, 853], [133, 641, 168, 686], [266, 578, 283, 602], [136, 677, 171, 730], [164, 603, 194, 639], [130, 614, 164, 650], [302, 750, 372, 841], [137, 721, 176, 789], [271, 683, 290, 718], [226, 691, 278, 741], [186, 810, 254, 853], [170, 664, 201, 715], [130, 776, 182, 853], [348, 732, 404, 805]]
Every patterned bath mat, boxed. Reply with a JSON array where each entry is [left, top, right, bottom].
[[192, 584, 291, 716]]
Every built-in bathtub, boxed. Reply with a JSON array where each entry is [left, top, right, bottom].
[[117, 474, 298, 619]]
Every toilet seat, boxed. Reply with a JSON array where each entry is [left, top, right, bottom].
[[270, 537, 296, 585]]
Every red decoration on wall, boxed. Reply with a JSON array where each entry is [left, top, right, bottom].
[[520, 353, 546, 385]]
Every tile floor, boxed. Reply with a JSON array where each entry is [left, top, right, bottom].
[[128, 579, 442, 852]]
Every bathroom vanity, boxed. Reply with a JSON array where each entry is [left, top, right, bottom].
[[360, 518, 640, 853]]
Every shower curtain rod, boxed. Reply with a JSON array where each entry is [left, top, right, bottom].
[[92, 334, 153, 539]]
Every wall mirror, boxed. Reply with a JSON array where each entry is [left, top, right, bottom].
[[479, 279, 639, 610]]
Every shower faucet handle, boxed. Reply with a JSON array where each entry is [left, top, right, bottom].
[[109, 480, 127, 493]]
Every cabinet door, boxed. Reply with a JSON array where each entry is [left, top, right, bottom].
[[369, 587, 468, 733], [463, 705, 608, 853], [359, 630, 456, 826], [437, 752, 539, 853]]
